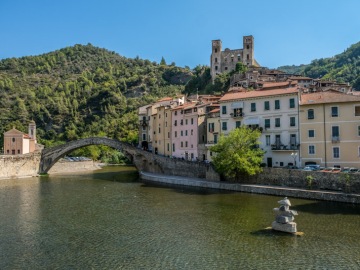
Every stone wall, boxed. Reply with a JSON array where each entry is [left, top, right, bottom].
[[235, 168, 360, 194], [0, 153, 41, 179]]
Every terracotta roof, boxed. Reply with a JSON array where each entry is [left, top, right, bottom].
[[220, 87, 298, 102], [157, 97, 172, 102], [261, 81, 297, 89], [209, 108, 220, 113], [288, 76, 313, 80], [300, 91, 360, 105], [171, 103, 196, 111]]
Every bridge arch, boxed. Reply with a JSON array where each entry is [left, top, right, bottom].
[[39, 137, 147, 174]]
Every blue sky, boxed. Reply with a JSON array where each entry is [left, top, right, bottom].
[[1, 0, 359, 69]]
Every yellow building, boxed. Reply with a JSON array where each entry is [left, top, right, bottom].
[[299, 91, 360, 168], [205, 106, 220, 161], [3, 121, 37, 155]]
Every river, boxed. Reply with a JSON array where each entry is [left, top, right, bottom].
[[0, 166, 359, 269]]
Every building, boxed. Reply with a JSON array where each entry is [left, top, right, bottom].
[[205, 105, 220, 161], [299, 91, 360, 168], [3, 121, 38, 155], [219, 87, 300, 167], [210, 36, 260, 80]]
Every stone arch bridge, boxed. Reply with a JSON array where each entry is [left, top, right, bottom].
[[39, 137, 217, 180], [39, 137, 151, 174]]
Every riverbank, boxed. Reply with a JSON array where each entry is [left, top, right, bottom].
[[140, 171, 360, 204], [47, 160, 102, 175]]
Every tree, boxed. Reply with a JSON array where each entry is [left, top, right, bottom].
[[160, 56, 167, 65], [234, 62, 248, 74], [210, 126, 264, 179]]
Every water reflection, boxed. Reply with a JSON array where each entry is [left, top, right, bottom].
[[0, 166, 359, 269]]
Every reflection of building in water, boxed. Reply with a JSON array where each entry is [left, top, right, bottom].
[[3, 121, 43, 155]]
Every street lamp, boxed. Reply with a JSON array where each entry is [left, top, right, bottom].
[[291, 152, 298, 167]]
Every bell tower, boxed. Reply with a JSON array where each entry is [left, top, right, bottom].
[[243, 35, 254, 66], [211, 39, 222, 81], [28, 120, 37, 143]]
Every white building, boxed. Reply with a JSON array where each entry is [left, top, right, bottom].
[[219, 87, 300, 167]]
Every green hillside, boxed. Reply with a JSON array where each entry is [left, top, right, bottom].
[[0, 44, 192, 160], [278, 41, 360, 90]]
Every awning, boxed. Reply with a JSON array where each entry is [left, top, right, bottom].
[[243, 117, 260, 125]]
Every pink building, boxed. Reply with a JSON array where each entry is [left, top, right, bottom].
[[171, 102, 208, 161]]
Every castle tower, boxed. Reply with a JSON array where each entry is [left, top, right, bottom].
[[243, 35, 254, 66], [28, 120, 37, 143], [210, 40, 222, 80]]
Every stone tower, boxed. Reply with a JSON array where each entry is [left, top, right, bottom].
[[28, 120, 37, 143], [210, 40, 222, 80], [243, 35, 254, 66]]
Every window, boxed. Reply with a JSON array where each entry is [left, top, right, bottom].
[[233, 108, 243, 117], [215, 66, 218, 71], [331, 106, 338, 117], [181, 142, 183, 147], [275, 100, 280, 110], [142, 134, 146, 141], [358, 126, 360, 136], [290, 117, 296, 127], [289, 98, 295, 109], [308, 130, 315, 138], [168, 132, 170, 138], [237, 55, 240, 61], [225, 67, 228, 71], [180, 120, 183, 125], [209, 123, 215, 132], [175, 111, 177, 116], [181, 130, 183, 136], [222, 106, 227, 114], [158, 127, 161, 133], [214, 48, 217, 53], [247, 54, 249, 60], [251, 103, 256, 112], [332, 126, 339, 137], [308, 109, 314, 119], [214, 134, 218, 144], [264, 101, 270, 110], [172, 143, 175, 152], [309, 145, 315, 155], [175, 131, 177, 137], [12, 137, 15, 142], [355, 106, 360, 116], [185, 130, 188, 136], [275, 118, 280, 127], [167, 143, 169, 152], [266, 135, 270, 146], [222, 122, 227, 131], [174, 120, 177, 126], [191, 129, 193, 135], [191, 118, 194, 125], [215, 57, 218, 63], [165, 122, 167, 127], [264, 119, 270, 129], [185, 141, 188, 147], [159, 114, 161, 119], [236, 121, 241, 128], [185, 119, 188, 125], [17, 149, 20, 154], [333, 147, 340, 158]]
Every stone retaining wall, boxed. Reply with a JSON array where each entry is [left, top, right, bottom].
[[0, 153, 41, 179], [140, 171, 360, 204]]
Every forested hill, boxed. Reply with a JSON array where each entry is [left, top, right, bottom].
[[0, 44, 192, 154], [278, 41, 360, 90]]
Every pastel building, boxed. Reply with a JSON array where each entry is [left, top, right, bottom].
[[205, 105, 220, 161], [171, 102, 208, 161], [219, 87, 300, 167], [299, 91, 360, 168], [3, 121, 38, 155]]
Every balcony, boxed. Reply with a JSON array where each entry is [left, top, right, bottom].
[[205, 140, 218, 147], [271, 144, 300, 151], [140, 120, 148, 127], [230, 112, 244, 118], [332, 136, 340, 143]]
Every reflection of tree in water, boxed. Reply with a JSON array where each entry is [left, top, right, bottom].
[[292, 201, 360, 215]]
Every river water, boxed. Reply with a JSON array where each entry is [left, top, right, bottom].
[[0, 166, 359, 269]]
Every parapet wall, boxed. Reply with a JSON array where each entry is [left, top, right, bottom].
[[0, 153, 41, 179]]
